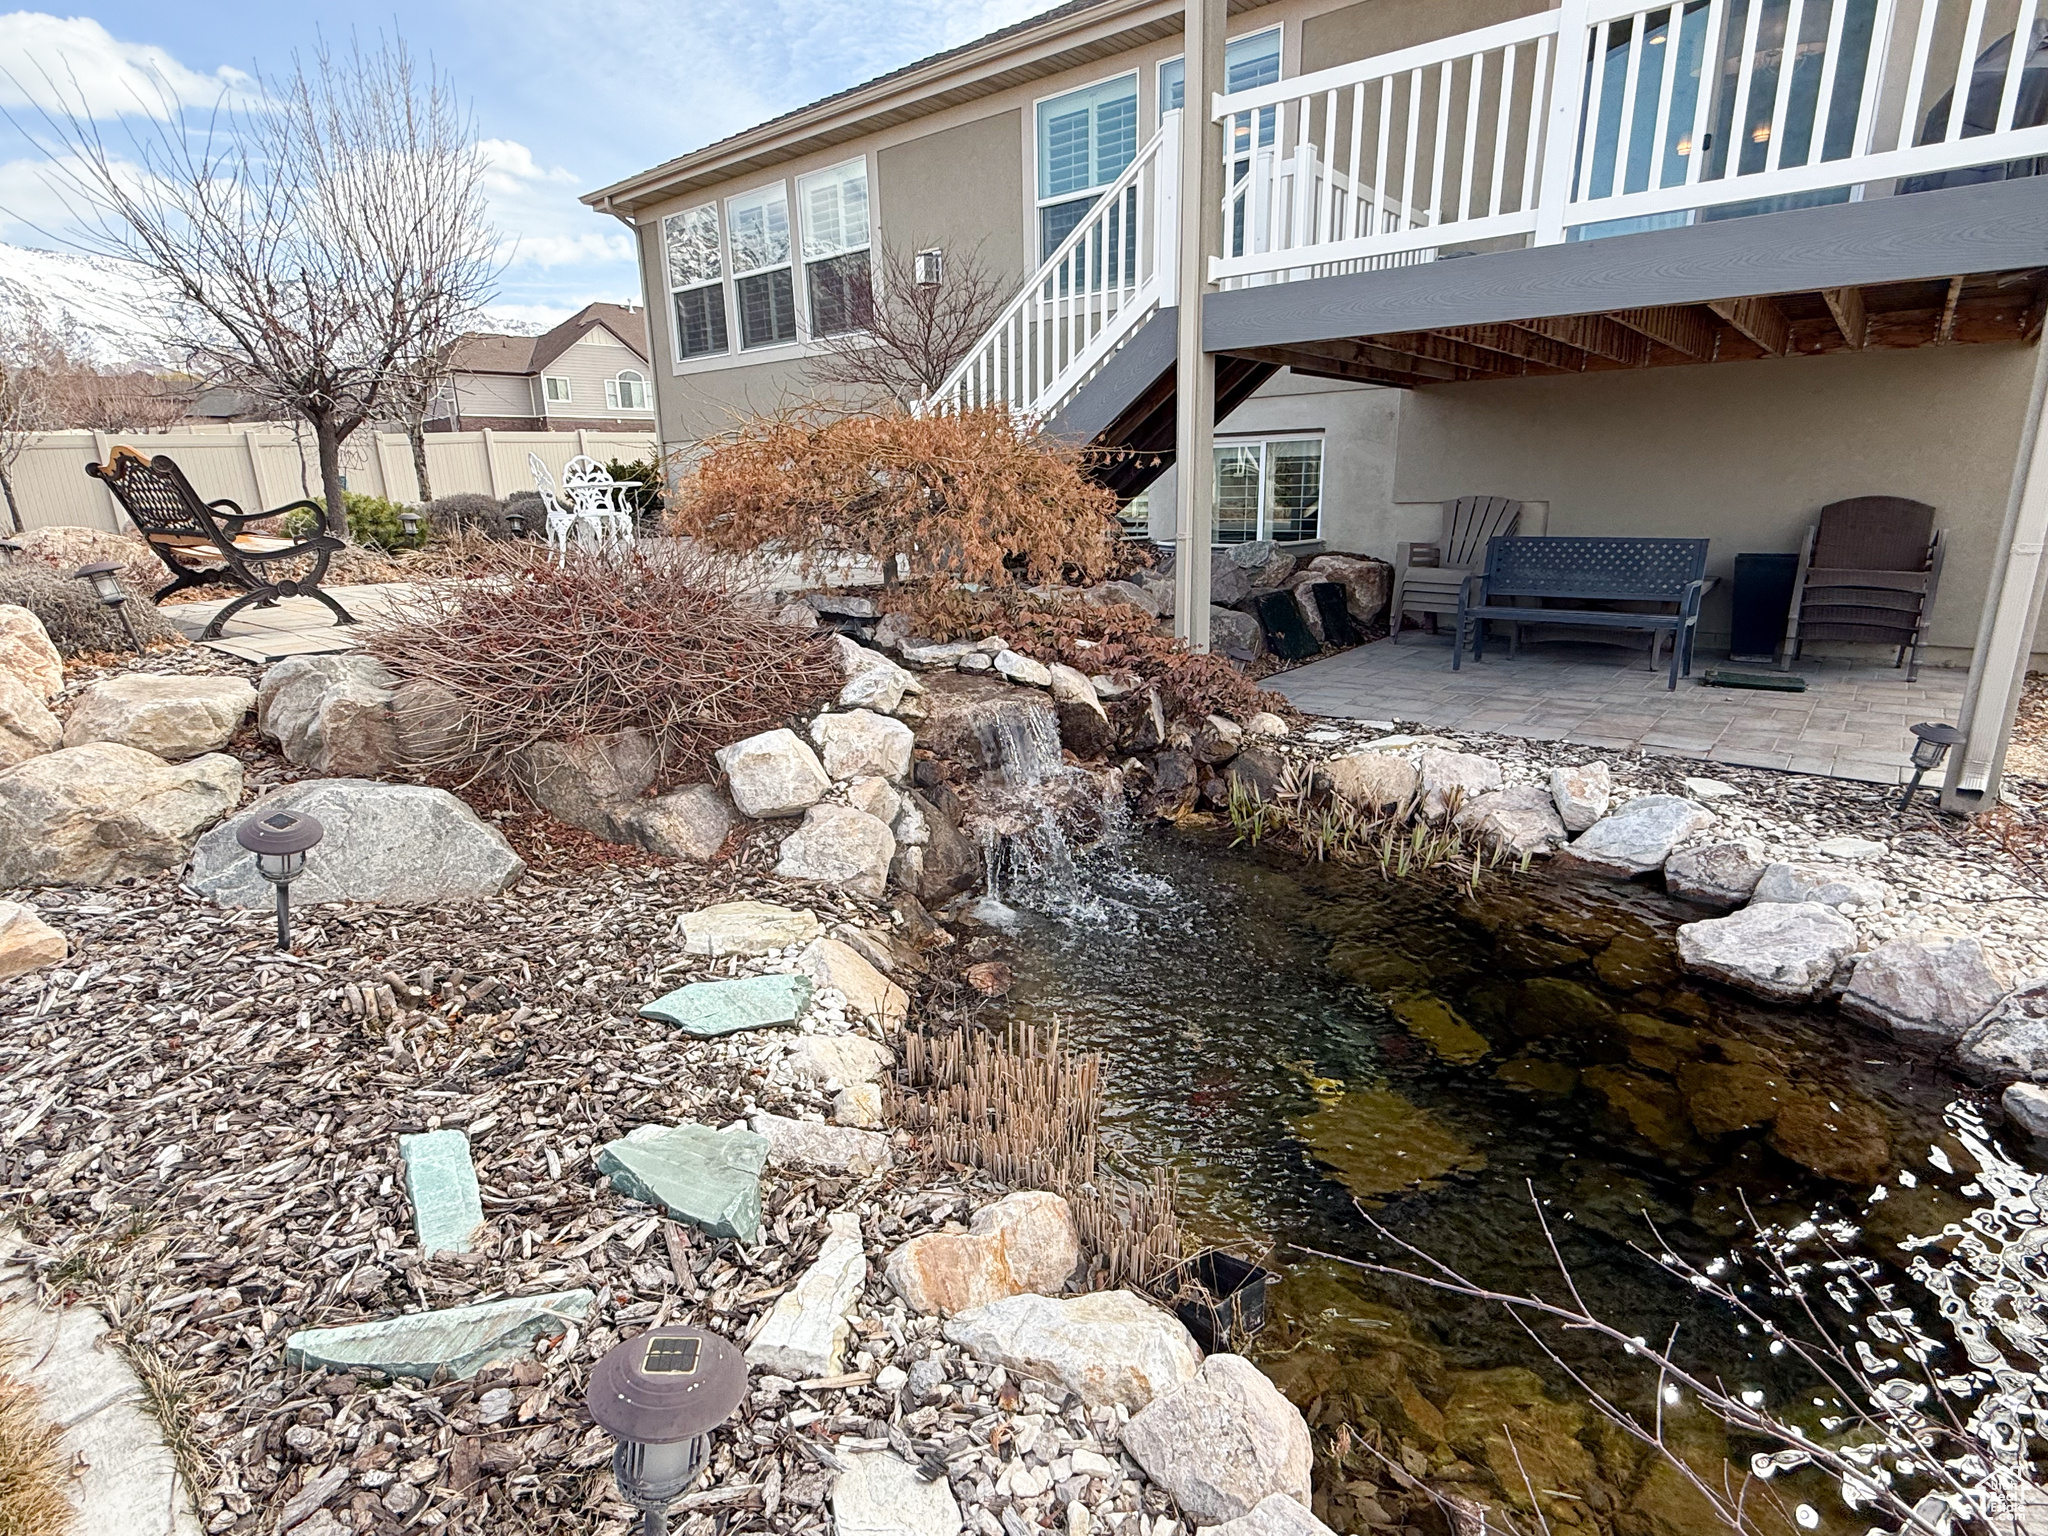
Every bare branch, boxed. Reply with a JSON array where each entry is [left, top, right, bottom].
[[804, 242, 1018, 409]]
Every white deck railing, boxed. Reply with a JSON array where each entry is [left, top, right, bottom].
[[936, 0, 2048, 418]]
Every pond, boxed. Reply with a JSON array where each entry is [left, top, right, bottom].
[[990, 827, 2010, 1534]]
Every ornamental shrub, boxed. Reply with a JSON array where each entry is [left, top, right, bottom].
[[282, 491, 415, 550]]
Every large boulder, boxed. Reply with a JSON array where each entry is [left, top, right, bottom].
[[1083, 580, 1159, 617], [884, 1191, 1079, 1316], [187, 779, 524, 907], [1225, 539, 1297, 589], [1839, 933, 2008, 1043], [1304, 554, 1392, 628], [1048, 664, 1113, 760], [0, 671, 60, 771], [910, 792, 981, 902], [1121, 1354, 1314, 1523], [1663, 839, 1770, 908], [715, 728, 830, 818], [1455, 784, 1566, 858], [1558, 795, 1715, 877], [833, 636, 922, 715], [1209, 606, 1263, 661], [0, 743, 240, 887], [0, 900, 65, 980], [62, 672, 256, 761], [1675, 901, 1857, 1002], [1418, 749, 1502, 822], [810, 710, 914, 782], [1956, 979, 2048, 1084], [1751, 861, 1887, 913], [257, 655, 400, 776], [620, 783, 735, 861], [774, 804, 896, 900], [1548, 761, 1610, 832], [505, 729, 660, 839], [941, 1290, 1201, 1411], [1209, 562, 1255, 607], [1321, 751, 1417, 813], [0, 605, 62, 700]]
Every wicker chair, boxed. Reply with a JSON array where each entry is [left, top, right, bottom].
[[1779, 496, 1945, 681], [85, 447, 355, 640], [1391, 495, 1523, 640]]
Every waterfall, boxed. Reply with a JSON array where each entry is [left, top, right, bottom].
[[972, 698, 1065, 786], [965, 695, 1129, 922]]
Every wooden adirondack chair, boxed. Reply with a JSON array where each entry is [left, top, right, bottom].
[[1391, 495, 1523, 640], [85, 447, 355, 640], [1779, 496, 1944, 681]]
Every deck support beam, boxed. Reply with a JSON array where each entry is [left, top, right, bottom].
[[1707, 295, 1791, 355], [1821, 285, 1867, 349], [1172, 0, 1225, 651]]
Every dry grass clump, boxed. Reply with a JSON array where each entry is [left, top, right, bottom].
[[0, 1343, 73, 1536], [0, 565, 183, 655], [675, 406, 1126, 589], [898, 583, 1289, 723], [895, 1020, 1181, 1291], [362, 542, 841, 784]]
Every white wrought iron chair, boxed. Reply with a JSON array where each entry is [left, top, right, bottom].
[[562, 454, 636, 550], [527, 453, 579, 561]]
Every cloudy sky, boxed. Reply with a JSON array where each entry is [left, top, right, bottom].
[[0, 0, 1047, 328]]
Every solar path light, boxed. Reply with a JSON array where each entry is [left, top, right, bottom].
[[587, 1326, 747, 1535], [398, 508, 422, 542], [235, 810, 324, 950], [1899, 722, 1965, 813], [73, 561, 140, 650]]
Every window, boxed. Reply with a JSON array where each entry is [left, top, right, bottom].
[[798, 159, 872, 338], [1209, 436, 1322, 543], [606, 370, 649, 411], [1119, 491, 1150, 536], [1035, 73, 1139, 258], [663, 203, 729, 360], [726, 184, 798, 349], [1159, 27, 1281, 126], [543, 376, 571, 404]]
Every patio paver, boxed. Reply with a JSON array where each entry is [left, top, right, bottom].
[[163, 582, 423, 661], [1270, 636, 1966, 785]]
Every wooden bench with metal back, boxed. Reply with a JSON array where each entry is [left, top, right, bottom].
[[85, 447, 356, 640], [1454, 535, 1710, 691]]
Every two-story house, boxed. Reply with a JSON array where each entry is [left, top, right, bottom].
[[588, 0, 2048, 806], [428, 301, 657, 433]]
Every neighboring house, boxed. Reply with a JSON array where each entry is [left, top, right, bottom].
[[428, 302, 657, 433], [589, 0, 2048, 804]]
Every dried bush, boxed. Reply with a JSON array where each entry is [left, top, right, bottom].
[[423, 491, 507, 541], [0, 1354, 72, 1536], [894, 584, 1288, 723], [361, 543, 841, 783], [0, 565, 182, 655], [674, 406, 1124, 588]]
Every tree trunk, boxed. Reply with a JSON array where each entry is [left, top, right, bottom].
[[0, 470, 21, 535], [408, 419, 434, 502], [311, 413, 348, 539]]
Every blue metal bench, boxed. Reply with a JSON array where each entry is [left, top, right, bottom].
[[1453, 536, 1710, 691]]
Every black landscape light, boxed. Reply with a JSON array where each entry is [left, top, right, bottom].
[[235, 809, 324, 949], [587, 1326, 747, 1535], [72, 561, 140, 650], [505, 508, 528, 537], [398, 508, 422, 542], [1900, 721, 1966, 812]]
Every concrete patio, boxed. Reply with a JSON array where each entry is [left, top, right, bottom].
[[163, 582, 423, 663], [1270, 636, 1967, 785]]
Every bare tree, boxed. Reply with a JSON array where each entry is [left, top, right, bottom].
[[16, 37, 496, 536], [805, 242, 1016, 409], [0, 313, 61, 533], [385, 341, 454, 502]]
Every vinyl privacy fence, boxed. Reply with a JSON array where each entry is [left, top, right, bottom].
[[5, 425, 661, 533]]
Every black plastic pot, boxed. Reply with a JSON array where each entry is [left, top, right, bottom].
[[1170, 1252, 1275, 1353]]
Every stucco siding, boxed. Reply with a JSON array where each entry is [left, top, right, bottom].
[[1390, 342, 2038, 663], [877, 110, 1029, 282], [1299, 0, 1555, 71]]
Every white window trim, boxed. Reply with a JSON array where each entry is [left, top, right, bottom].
[[1156, 25, 1283, 122], [1211, 430, 1325, 544], [607, 371, 651, 412], [543, 374, 572, 405], [662, 155, 879, 378], [796, 156, 875, 342], [725, 178, 803, 354], [1031, 68, 1141, 221]]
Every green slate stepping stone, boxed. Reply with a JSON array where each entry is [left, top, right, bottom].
[[598, 1123, 769, 1243], [284, 1289, 595, 1382], [399, 1129, 484, 1255], [639, 972, 813, 1036]]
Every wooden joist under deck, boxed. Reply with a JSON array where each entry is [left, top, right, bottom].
[[1224, 269, 2048, 389]]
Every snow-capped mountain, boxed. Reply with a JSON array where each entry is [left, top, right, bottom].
[[0, 242, 178, 368]]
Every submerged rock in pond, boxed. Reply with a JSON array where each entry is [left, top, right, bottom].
[[1294, 1087, 1486, 1198], [1768, 1094, 1890, 1184], [1581, 1066, 1694, 1153], [1390, 993, 1490, 1064], [1675, 901, 1856, 1002], [1675, 1061, 1792, 1138], [1510, 976, 1616, 1037], [1839, 932, 2007, 1043], [1494, 1057, 1578, 1095], [1121, 1354, 1313, 1522], [1557, 794, 1715, 877], [1615, 1012, 1703, 1072], [1442, 1368, 1596, 1524]]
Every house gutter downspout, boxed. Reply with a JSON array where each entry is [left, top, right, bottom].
[[1943, 332, 2048, 811]]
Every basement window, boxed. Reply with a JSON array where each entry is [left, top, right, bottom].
[[1212, 436, 1322, 544]]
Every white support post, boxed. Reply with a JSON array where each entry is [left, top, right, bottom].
[[1156, 114, 1182, 309], [1175, 0, 1226, 652], [1532, 0, 1595, 245], [1944, 337, 2048, 810]]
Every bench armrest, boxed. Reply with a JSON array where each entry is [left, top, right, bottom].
[[1677, 578, 1707, 620], [1401, 542, 1441, 571]]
